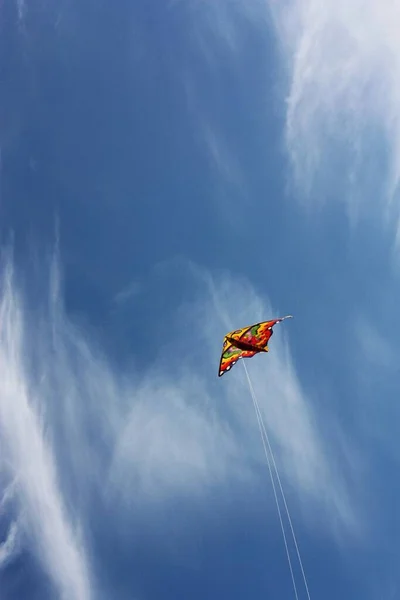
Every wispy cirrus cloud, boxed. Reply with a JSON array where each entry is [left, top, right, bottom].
[[112, 280, 142, 307], [269, 0, 400, 232], [0, 263, 92, 600], [0, 521, 19, 568], [352, 311, 400, 455], [200, 267, 359, 534], [0, 254, 359, 596]]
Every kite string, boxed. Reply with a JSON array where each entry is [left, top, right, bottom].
[[243, 362, 311, 600], [242, 362, 299, 600], [253, 387, 311, 600]]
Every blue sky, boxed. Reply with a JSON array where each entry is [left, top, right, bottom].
[[1, 0, 400, 599]]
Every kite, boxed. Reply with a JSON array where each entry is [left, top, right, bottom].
[[218, 316, 293, 377]]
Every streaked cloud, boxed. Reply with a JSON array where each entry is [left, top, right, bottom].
[[355, 315, 398, 372], [0, 263, 92, 600], [112, 280, 143, 307], [0, 255, 359, 597], [352, 311, 400, 458], [0, 521, 19, 568], [269, 0, 400, 233], [200, 267, 358, 535]]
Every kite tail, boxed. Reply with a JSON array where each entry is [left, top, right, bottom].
[[242, 362, 311, 600]]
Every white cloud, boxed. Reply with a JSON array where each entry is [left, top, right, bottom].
[[17, 0, 26, 22], [112, 280, 142, 307], [200, 268, 358, 535], [169, 0, 248, 54], [0, 256, 359, 597], [108, 374, 247, 508], [0, 521, 19, 568], [202, 123, 243, 190], [352, 312, 400, 456], [269, 0, 400, 231], [355, 315, 398, 372], [0, 264, 92, 600]]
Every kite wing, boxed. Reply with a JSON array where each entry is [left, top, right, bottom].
[[218, 338, 258, 377], [218, 316, 292, 377]]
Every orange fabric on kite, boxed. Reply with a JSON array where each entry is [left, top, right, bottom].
[[218, 316, 292, 377]]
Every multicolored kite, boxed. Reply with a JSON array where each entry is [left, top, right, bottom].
[[218, 316, 293, 377]]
